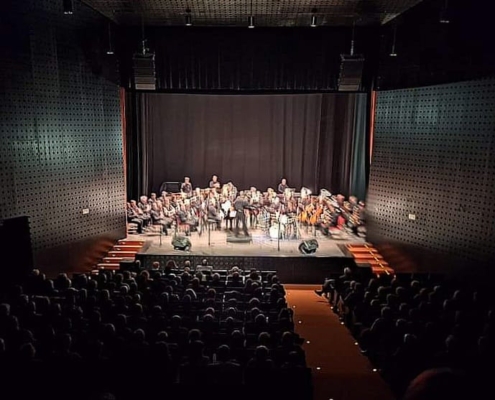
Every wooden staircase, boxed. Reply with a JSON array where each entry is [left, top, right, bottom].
[[95, 239, 145, 271], [346, 243, 394, 276]]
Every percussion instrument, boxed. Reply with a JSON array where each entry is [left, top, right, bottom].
[[269, 224, 284, 239]]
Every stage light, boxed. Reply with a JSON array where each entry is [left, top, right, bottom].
[[389, 24, 398, 57], [185, 9, 192, 26], [248, 15, 255, 29], [439, 0, 450, 23], [106, 24, 114, 55], [310, 15, 317, 28], [63, 0, 73, 15]]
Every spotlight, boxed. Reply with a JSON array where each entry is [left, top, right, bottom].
[[185, 9, 192, 26], [439, 0, 450, 23], [310, 15, 317, 28], [63, 0, 73, 15], [248, 15, 255, 29], [106, 24, 114, 55], [389, 25, 398, 57], [439, 11, 450, 24]]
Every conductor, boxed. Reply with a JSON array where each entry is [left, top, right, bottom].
[[233, 193, 249, 237]]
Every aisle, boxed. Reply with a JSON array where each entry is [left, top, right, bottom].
[[286, 285, 395, 400]]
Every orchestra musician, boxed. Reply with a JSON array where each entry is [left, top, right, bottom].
[[181, 177, 193, 196], [209, 175, 221, 190], [129, 176, 365, 239], [207, 199, 222, 230], [221, 196, 235, 230], [278, 178, 288, 194], [150, 201, 169, 235]]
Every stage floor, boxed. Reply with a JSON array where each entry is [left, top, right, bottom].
[[133, 227, 365, 258]]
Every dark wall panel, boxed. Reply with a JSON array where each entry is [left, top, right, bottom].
[[0, 0, 126, 274], [367, 79, 495, 276]]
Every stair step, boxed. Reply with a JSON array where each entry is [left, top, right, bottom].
[[118, 239, 145, 245], [103, 257, 124, 263], [347, 247, 378, 253], [97, 263, 120, 269], [113, 245, 143, 251], [353, 254, 384, 260], [108, 250, 136, 258], [371, 266, 394, 275]]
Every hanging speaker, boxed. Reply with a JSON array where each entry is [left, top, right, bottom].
[[298, 239, 319, 254], [132, 53, 156, 90], [338, 54, 364, 91]]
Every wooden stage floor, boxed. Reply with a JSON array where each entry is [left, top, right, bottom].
[[131, 227, 366, 283], [134, 227, 365, 258]]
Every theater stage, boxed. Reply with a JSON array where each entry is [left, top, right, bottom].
[[133, 228, 366, 284]]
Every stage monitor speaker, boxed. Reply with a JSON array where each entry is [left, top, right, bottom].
[[172, 235, 191, 251], [132, 53, 156, 90], [298, 239, 319, 255], [337, 54, 364, 91]]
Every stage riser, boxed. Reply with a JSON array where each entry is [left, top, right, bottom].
[[136, 254, 356, 284]]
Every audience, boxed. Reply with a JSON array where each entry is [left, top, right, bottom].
[[0, 264, 307, 400], [323, 268, 495, 397]]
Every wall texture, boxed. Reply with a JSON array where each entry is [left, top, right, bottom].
[[0, 0, 126, 275], [367, 78, 495, 276]]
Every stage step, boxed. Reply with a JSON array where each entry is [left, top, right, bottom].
[[352, 253, 384, 260], [108, 251, 137, 257], [113, 245, 142, 251], [103, 257, 124, 263], [347, 247, 379, 253], [118, 239, 145, 245], [97, 263, 120, 270], [371, 266, 394, 275]]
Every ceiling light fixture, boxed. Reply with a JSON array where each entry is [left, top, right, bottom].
[[106, 24, 114, 55], [185, 8, 192, 26], [310, 9, 318, 27], [63, 0, 73, 15], [439, 0, 450, 23], [248, 0, 254, 28], [248, 15, 255, 29], [389, 24, 398, 57]]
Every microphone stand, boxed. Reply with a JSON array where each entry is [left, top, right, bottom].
[[277, 215, 281, 252]]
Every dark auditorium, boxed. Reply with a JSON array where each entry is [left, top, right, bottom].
[[1, 1, 495, 400]]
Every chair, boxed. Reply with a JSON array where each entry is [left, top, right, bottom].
[[176, 215, 191, 236]]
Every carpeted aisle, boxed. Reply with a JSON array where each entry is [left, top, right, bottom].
[[286, 285, 395, 400]]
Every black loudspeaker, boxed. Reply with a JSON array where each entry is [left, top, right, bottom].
[[132, 53, 156, 90], [172, 235, 191, 251], [298, 239, 319, 255], [337, 54, 364, 91], [0, 216, 34, 284]]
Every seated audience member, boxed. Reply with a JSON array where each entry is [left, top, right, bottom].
[[246, 345, 274, 369], [402, 368, 471, 400], [207, 344, 242, 384]]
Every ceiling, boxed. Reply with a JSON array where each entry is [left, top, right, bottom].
[[82, 0, 425, 27]]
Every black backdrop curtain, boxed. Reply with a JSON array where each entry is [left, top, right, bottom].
[[126, 93, 367, 201]]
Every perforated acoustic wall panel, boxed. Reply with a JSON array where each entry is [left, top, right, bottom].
[[0, 0, 126, 274], [367, 79, 495, 275]]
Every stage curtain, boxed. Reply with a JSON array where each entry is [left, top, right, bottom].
[[126, 93, 368, 201]]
